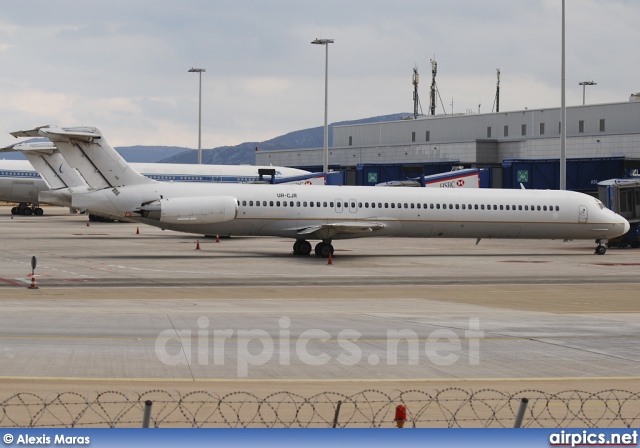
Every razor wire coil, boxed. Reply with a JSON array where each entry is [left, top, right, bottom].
[[1, 388, 639, 428]]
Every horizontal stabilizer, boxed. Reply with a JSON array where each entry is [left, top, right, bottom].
[[9, 142, 57, 155], [12, 125, 99, 143], [9, 126, 50, 139]]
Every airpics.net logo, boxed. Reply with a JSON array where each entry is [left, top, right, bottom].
[[154, 317, 483, 377]]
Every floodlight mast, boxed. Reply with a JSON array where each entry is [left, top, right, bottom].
[[560, 0, 566, 190], [579, 81, 597, 105], [311, 38, 334, 175], [188, 67, 206, 164]]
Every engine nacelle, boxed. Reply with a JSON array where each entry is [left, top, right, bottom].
[[140, 196, 237, 225]]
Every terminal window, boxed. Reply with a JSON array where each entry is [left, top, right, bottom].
[[540, 122, 545, 135], [579, 120, 585, 133], [425, 130, 430, 141], [521, 124, 526, 136], [600, 119, 606, 132], [487, 126, 491, 138], [411, 131, 416, 142], [504, 125, 508, 137]]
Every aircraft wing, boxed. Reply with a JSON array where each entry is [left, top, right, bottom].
[[296, 221, 385, 239]]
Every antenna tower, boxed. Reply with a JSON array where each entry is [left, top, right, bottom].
[[492, 69, 501, 113], [412, 66, 420, 119], [429, 59, 438, 115]]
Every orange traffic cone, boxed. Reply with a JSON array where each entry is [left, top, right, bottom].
[[195, 240, 201, 250], [215, 235, 220, 243], [136, 227, 140, 235], [328, 253, 333, 265], [86, 221, 90, 227]]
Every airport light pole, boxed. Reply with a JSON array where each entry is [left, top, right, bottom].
[[579, 81, 596, 105], [311, 38, 334, 175], [188, 67, 206, 164], [560, 0, 566, 190]]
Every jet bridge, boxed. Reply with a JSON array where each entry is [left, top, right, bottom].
[[598, 179, 640, 247]]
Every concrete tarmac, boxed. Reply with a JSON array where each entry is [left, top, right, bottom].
[[1, 207, 639, 398]]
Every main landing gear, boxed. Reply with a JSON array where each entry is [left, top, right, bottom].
[[293, 239, 334, 258], [10, 203, 43, 216], [595, 239, 607, 255]]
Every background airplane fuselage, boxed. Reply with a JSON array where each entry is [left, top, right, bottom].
[[0, 160, 310, 205]]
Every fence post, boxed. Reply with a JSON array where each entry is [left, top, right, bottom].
[[332, 401, 342, 428], [513, 398, 528, 428], [142, 400, 153, 428]]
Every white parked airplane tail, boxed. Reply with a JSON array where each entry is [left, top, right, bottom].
[[2, 142, 86, 190], [10, 126, 153, 190]]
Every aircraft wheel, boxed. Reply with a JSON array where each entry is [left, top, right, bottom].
[[22, 207, 33, 216], [11, 207, 18, 215], [293, 239, 311, 255], [595, 245, 606, 255], [298, 240, 312, 256], [315, 242, 334, 258], [34, 207, 44, 216]]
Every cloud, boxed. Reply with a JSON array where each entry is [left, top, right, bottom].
[[0, 0, 638, 149]]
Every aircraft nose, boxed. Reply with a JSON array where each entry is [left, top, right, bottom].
[[623, 218, 630, 234]]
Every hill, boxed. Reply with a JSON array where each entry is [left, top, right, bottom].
[[0, 141, 187, 163], [2, 113, 410, 165], [160, 113, 409, 165], [114, 146, 189, 163]]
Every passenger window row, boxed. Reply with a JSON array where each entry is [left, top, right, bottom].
[[239, 200, 560, 212]]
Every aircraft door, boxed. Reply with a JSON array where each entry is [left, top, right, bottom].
[[579, 205, 588, 223], [349, 198, 358, 213], [335, 199, 343, 213]]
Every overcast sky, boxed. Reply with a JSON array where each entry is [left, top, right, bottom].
[[0, 0, 638, 149]]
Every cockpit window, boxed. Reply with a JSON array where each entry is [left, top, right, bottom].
[[594, 199, 605, 210]]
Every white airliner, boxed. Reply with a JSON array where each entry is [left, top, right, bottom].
[[0, 151, 312, 215], [10, 125, 630, 256]]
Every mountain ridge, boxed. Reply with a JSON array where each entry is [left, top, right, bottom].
[[1, 113, 410, 164]]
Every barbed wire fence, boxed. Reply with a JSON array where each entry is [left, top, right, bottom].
[[1, 388, 639, 428]]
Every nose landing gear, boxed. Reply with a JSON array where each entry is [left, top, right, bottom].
[[595, 239, 607, 255]]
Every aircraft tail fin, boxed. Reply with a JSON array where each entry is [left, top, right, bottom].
[[2, 142, 87, 190], [11, 125, 155, 190]]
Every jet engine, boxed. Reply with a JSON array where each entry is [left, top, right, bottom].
[[138, 196, 237, 224]]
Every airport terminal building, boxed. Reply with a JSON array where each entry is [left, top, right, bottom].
[[256, 99, 640, 189]]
